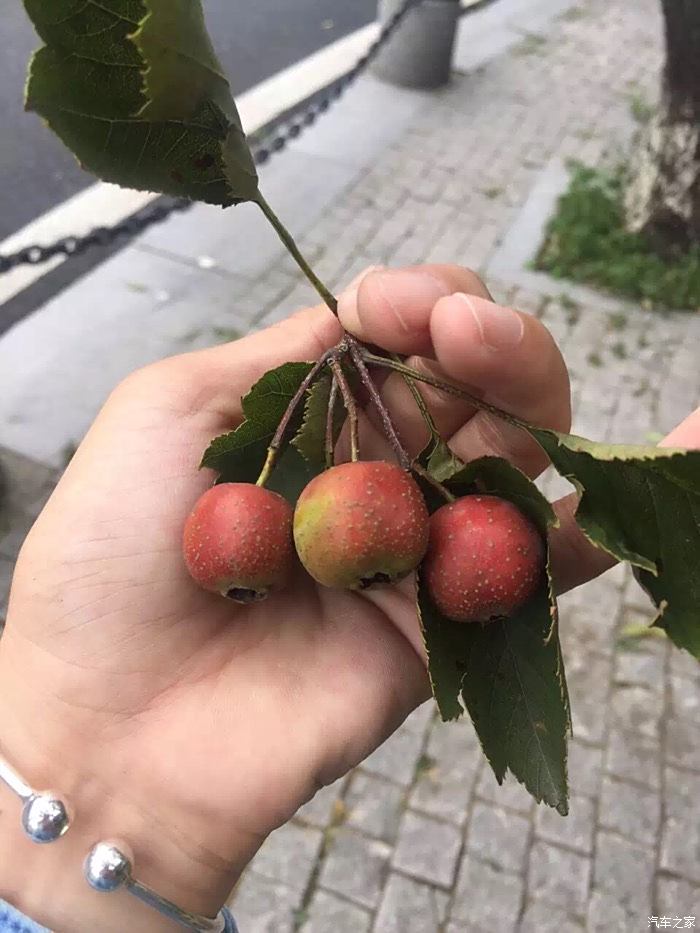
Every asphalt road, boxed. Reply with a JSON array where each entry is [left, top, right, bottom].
[[1, 1, 377, 242]]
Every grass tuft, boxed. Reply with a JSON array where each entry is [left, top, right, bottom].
[[536, 163, 700, 311]]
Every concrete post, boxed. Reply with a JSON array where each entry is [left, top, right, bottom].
[[372, 0, 461, 90]]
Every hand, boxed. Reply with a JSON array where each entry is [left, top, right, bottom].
[[0, 264, 600, 931]]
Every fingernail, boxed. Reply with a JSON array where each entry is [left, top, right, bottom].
[[456, 293, 524, 350], [339, 265, 384, 303], [373, 269, 452, 333]]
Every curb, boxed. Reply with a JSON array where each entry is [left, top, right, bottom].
[[0, 0, 499, 322]]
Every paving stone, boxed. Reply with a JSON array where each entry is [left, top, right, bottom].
[[528, 840, 591, 913], [656, 875, 700, 917], [535, 794, 594, 854], [362, 717, 428, 787], [451, 857, 524, 931], [604, 727, 661, 789], [593, 831, 655, 911], [251, 822, 323, 895], [660, 768, 700, 883], [345, 772, 405, 843], [466, 801, 531, 873], [567, 739, 603, 798], [665, 718, 700, 772], [475, 763, 535, 814], [0, 556, 12, 619], [295, 778, 347, 829], [409, 719, 480, 825], [586, 888, 647, 933], [519, 898, 584, 932], [373, 872, 448, 933], [318, 827, 391, 909], [229, 873, 298, 933], [300, 890, 371, 933], [614, 647, 666, 692], [669, 647, 700, 681], [566, 653, 612, 744], [610, 684, 663, 739], [598, 776, 660, 844], [669, 675, 700, 723], [391, 810, 462, 888]]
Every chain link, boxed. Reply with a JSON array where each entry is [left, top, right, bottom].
[[0, 0, 425, 278]]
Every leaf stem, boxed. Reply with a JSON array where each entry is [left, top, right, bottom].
[[362, 352, 521, 427], [325, 374, 339, 468], [346, 337, 411, 470], [330, 358, 360, 462], [256, 351, 334, 487], [255, 192, 338, 315]]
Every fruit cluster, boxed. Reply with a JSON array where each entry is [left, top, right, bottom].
[[183, 460, 545, 624]]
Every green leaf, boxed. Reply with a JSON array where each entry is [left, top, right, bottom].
[[531, 430, 700, 660], [201, 362, 313, 487], [425, 438, 465, 485], [417, 457, 570, 813], [266, 447, 319, 506], [292, 374, 345, 468], [23, 0, 258, 205]]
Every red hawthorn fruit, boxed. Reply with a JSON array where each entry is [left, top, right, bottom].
[[424, 494, 545, 623], [293, 460, 429, 589], [183, 483, 294, 603]]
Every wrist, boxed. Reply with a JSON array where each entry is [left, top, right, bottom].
[[0, 635, 251, 932]]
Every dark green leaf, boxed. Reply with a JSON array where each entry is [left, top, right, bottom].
[[201, 362, 313, 484], [23, 0, 258, 205], [531, 430, 700, 660], [417, 456, 570, 813], [292, 374, 345, 468], [266, 447, 319, 506]]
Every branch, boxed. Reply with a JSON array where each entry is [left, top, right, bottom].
[[325, 374, 339, 468], [330, 358, 360, 462], [256, 350, 335, 487], [346, 337, 411, 470]]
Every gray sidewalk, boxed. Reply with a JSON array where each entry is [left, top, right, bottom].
[[1, 0, 700, 928]]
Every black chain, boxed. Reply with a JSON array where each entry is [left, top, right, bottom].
[[0, 0, 424, 278]]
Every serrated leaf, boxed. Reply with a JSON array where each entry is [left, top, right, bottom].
[[417, 456, 570, 813], [425, 438, 465, 484], [23, 0, 258, 205], [292, 374, 345, 468], [531, 430, 700, 660], [201, 362, 313, 490]]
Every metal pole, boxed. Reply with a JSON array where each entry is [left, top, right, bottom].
[[372, 0, 461, 89]]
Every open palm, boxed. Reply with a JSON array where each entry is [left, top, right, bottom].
[[0, 265, 578, 921]]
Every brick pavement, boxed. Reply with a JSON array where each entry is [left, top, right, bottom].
[[1, 0, 699, 928]]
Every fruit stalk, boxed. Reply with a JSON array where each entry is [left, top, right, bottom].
[[325, 374, 339, 468], [346, 337, 411, 471], [329, 357, 360, 462], [256, 349, 335, 487]]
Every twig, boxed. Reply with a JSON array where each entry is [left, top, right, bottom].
[[256, 349, 335, 487], [346, 336, 411, 470], [362, 351, 521, 427], [256, 192, 338, 315], [325, 374, 339, 468], [330, 357, 360, 462]]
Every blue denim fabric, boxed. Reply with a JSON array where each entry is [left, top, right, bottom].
[[0, 899, 239, 932]]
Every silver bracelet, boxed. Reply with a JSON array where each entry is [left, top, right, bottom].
[[0, 750, 228, 932]]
